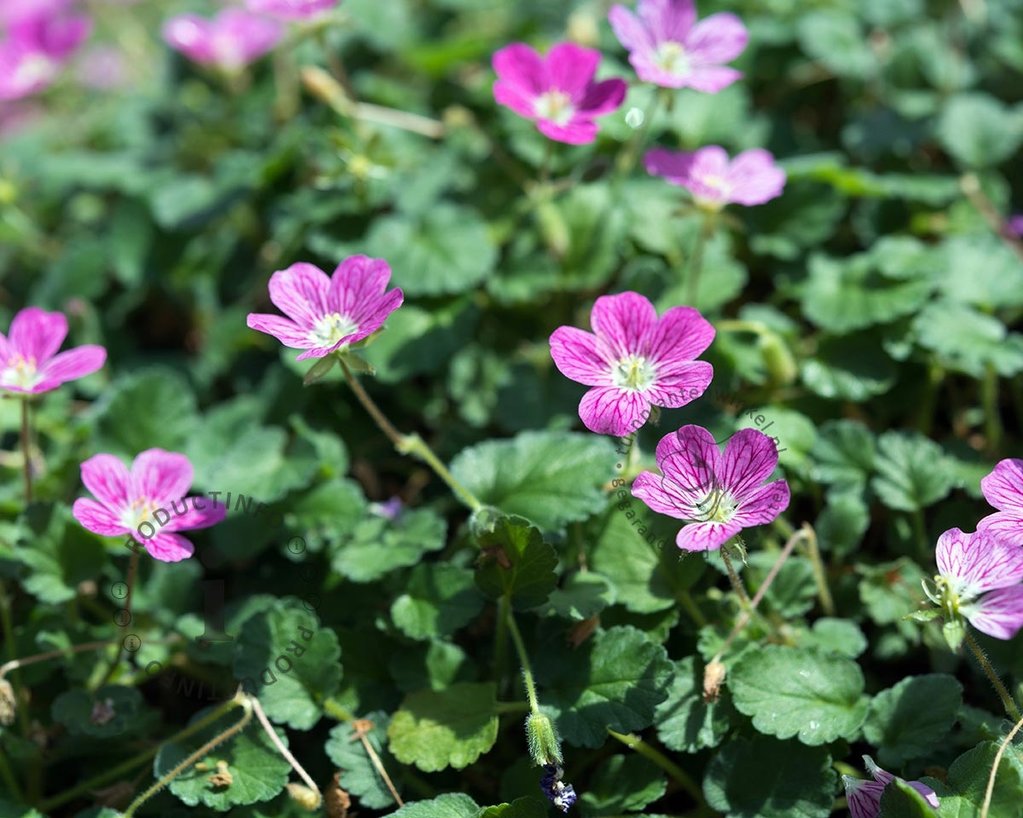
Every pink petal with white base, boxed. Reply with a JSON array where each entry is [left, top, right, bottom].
[[72, 498, 127, 537], [684, 65, 743, 94], [37, 345, 106, 388], [80, 453, 131, 508], [732, 479, 790, 526], [246, 313, 312, 349], [676, 520, 741, 552], [685, 13, 748, 64], [967, 585, 1023, 640], [981, 458, 1023, 513], [727, 149, 786, 206], [549, 326, 614, 386], [131, 449, 194, 506], [268, 263, 330, 326], [645, 361, 713, 408], [608, 5, 655, 53], [9, 307, 67, 362], [936, 528, 1023, 595], [643, 305, 716, 363], [639, 0, 696, 43], [590, 292, 658, 360], [719, 429, 781, 497], [578, 387, 650, 436], [545, 43, 600, 99], [655, 424, 719, 493], [162, 498, 228, 532]]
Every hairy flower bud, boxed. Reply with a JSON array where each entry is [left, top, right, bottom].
[[525, 711, 563, 768]]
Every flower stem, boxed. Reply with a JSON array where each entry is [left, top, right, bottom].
[[981, 712, 1023, 818], [607, 728, 704, 806], [615, 89, 663, 177], [251, 695, 321, 806], [982, 364, 1003, 455], [965, 630, 1022, 722], [338, 357, 483, 511], [801, 525, 835, 616], [323, 696, 356, 722], [20, 397, 32, 504], [122, 691, 253, 818], [101, 543, 142, 685], [494, 595, 511, 697], [720, 547, 752, 612], [677, 589, 707, 628], [685, 214, 716, 306], [505, 606, 540, 715]]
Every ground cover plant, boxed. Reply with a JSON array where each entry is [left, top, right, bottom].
[[2, 0, 1023, 816]]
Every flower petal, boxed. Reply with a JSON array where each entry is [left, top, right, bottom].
[[72, 498, 127, 537], [80, 453, 131, 508], [267, 262, 330, 327], [9, 307, 67, 363], [638, 0, 696, 43], [544, 42, 600, 98], [328, 255, 390, 317], [726, 148, 786, 206], [578, 387, 650, 436], [493, 43, 545, 96], [608, 5, 655, 54], [675, 520, 741, 551], [590, 291, 658, 360], [683, 65, 743, 93], [967, 585, 1023, 640], [161, 496, 228, 532], [981, 458, 1023, 514], [130, 449, 194, 506], [246, 313, 314, 349], [550, 326, 613, 387], [645, 146, 699, 183], [632, 470, 691, 518], [936, 527, 1023, 596], [718, 428, 781, 499], [143, 532, 195, 563], [646, 361, 713, 408], [643, 304, 716, 363], [536, 117, 599, 145], [732, 479, 790, 527], [654, 424, 719, 494], [684, 12, 748, 64], [578, 77, 627, 117], [36, 344, 106, 390], [842, 777, 885, 818], [977, 511, 1023, 545]]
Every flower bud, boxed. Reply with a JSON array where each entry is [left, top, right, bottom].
[[703, 658, 726, 703], [0, 678, 16, 727], [758, 331, 797, 387], [526, 711, 563, 767], [287, 782, 322, 810]]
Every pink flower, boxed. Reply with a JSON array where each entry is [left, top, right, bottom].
[[72, 450, 226, 563], [632, 425, 790, 552], [843, 756, 939, 818], [609, 0, 747, 91], [549, 292, 714, 436], [246, 256, 404, 361], [162, 10, 282, 71], [977, 458, 1023, 544], [1007, 214, 1023, 238], [935, 527, 1023, 640], [492, 42, 626, 145], [645, 146, 785, 208], [245, 0, 339, 20], [0, 308, 105, 395], [0, 0, 92, 100]]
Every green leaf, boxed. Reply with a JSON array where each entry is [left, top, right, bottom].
[[333, 507, 448, 583], [155, 707, 291, 810], [51, 685, 144, 738], [15, 503, 106, 605], [936, 93, 1023, 167], [801, 333, 897, 400], [537, 626, 673, 748], [703, 736, 836, 818], [746, 553, 817, 618], [936, 235, 1023, 310], [654, 657, 733, 753], [815, 491, 871, 557], [391, 564, 485, 640], [859, 558, 929, 626], [811, 420, 877, 488], [475, 515, 558, 610], [364, 204, 496, 296], [878, 778, 940, 818], [387, 682, 499, 772], [940, 741, 1023, 815], [729, 646, 869, 745], [580, 754, 666, 815], [872, 431, 956, 511], [797, 12, 874, 78], [912, 301, 1023, 378], [542, 573, 616, 621], [325, 711, 400, 809], [232, 600, 342, 729], [476, 798, 548, 818], [799, 618, 868, 658], [450, 431, 617, 531], [864, 675, 963, 766], [385, 793, 480, 818]]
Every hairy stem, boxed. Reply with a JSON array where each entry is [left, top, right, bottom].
[[981, 713, 1023, 818], [801, 525, 835, 616], [720, 547, 752, 612], [965, 631, 1022, 722], [505, 606, 540, 714], [607, 728, 704, 807]]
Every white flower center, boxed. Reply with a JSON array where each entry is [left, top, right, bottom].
[[13, 52, 58, 92], [0, 354, 42, 391], [534, 90, 575, 126], [692, 488, 737, 523], [654, 41, 691, 76], [121, 497, 160, 533], [611, 355, 657, 392], [308, 312, 358, 348]]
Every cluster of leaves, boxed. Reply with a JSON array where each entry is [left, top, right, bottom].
[[2, 0, 1023, 817]]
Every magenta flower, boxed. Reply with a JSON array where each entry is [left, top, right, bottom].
[[0, 308, 105, 395], [843, 756, 939, 818], [1007, 214, 1023, 238], [245, 0, 339, 20], [977, 458, 1023, 544], [492, 42, 627, 145], [72, 450, 226, 563], [608, 0, 747, 91], [645, 146, 785, 208], [0, 0, 92, 100], [631, 425, 790, 552], [162, 10, 282, 71], [246, 256, 403, 361], [934, 527, 1023, 640], [549, 292, 714, 436]]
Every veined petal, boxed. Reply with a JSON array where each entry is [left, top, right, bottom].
[[578, 387, 650, 436], [967, 586, 1023, 640], [328, 255, 390, 316], [718, 428, 780, 499], [37, 344, 106, 389], [144, 532, 195, 563], [643, 304, 716, 363], [267, 263, 330, 327], [645, 361, 713, 408], [80, 453, 131, 508], [981, 458, 1023, 514], [9, 307, 67, 363], [608, 5, 655, 54], [550, 326, 613, 386], [590, 292, 658, 360], [682, 65, 743, 93], [976, 511, 1023, 545], [684, 12, 748, 64], [632, 471, 691, 518], [731, 479, 789, 526], [654, 424, 719, 494], [536, 117, 598, 145], [72, 498, 128, 537], [726, 148, 786, 206], [842, 776, 885, 818], [246, 313, 314, 349], [544, 42, 600, 98], [161, 496, 228, 532], [493, 43, 545, 95], [675, 519, 740, 552], [935, 527, 1023, 596], [638, 0, 696, 43], [130, 449, 194, 507]]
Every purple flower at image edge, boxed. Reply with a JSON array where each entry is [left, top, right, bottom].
[[163, 9, 283, 71], [977, 458, 1023, 544], [72, 450, 227, 563], [492, 42, 627, 145], [631, 424, 790, 552], [609, 0, 748, 91], [549, 291, 715, 436], [246, 255, 404, 361], [245, 0, 340, 20], [645, 145, 785, 208], [0, 307, 105, 395], [0, 0, 92, 100], [935, 527, 1023, 639], [843, 756, 939, 818], [1006, 214, 1023, 238]]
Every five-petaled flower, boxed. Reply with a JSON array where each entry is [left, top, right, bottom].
[[246, 255, 404, 361], [842, 756, 939, 818], [931, 527, 1023, 640], [245, 0, 339, 20], [492, 42, 626, 145], [645, 145, 785, 209], [632, 424, 790, 552], [72, 450, 226, 563], [609, 0, 747, 92], [163, 9, 282, 71], [0, 0, 92, 100], [977, 458, 1023, 546], [549, 291, 714, 436], [0, 307, 106, 395]]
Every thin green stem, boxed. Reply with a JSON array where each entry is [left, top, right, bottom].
[[0, 582, 29, 738], [0, 747, 21, 802], [685, 214, 716, 306], [615, 89, 662, 177], [801, 525, 835, 616], [102, 544, 141, 685], [494, 595, 511, 698], [41, 694, 243, 811], [607, 729, 704, 807], [982, 364, 1002, 454], [339, 357, 404, 446], [122, 694, 252, 818], [505, 606, 539, 714], [495, 700, 531, 715], [323, 696, 356, 722], [720, 547, 752, 612], [20, 398, 32, 504], [965, 631, 1022, 722]]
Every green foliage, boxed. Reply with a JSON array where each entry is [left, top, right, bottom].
[[864, 675, 963, 765], [474, 514, 558, 609]]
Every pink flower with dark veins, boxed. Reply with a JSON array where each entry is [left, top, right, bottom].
[[645, 146, 786, 208], [245, 0, 339, 20], [492, 42, 627, 145], [0, 308, 105, 395], [549, 292, 714, 436], [977, 458, 1023, 545], [843, 756, 939, 818], [609, 0, 747, 91], [163, 9, 282, 71], [631, 425, 790, 552], [246, 255, 404, 361], [72, 450, 227, 563]]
